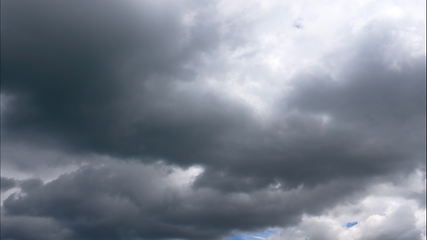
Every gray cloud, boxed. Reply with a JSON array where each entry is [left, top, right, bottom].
[[195, 40, 425, 190], [1, 215, 73, 240], [2, 0, 237, 162], [2, 160, 371, 240], [1, 177, 16, 192], [1, 0, 425, 239]]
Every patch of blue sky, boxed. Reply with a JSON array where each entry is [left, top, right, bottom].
[[345, 221, 358, 228], [224, 228, 279, 240]]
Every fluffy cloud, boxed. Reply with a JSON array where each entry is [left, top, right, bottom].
[[0, 160, 365, 240], [1, 0, 425, 239], [267, 171, 426, 240]]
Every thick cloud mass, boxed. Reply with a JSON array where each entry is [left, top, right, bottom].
[[1, 177, 16, 192], [1, 0, 425, 239], [1, 0, 237, 162]]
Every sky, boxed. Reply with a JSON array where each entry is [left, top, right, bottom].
[[0, 0, 425, 240]]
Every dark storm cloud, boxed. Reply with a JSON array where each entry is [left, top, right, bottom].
[[1, 0, 425, 240], [1, 176, 43, 193], [2, 0, 246, 164], [2, 161, 368, 240], [1, 215, 73, 240], [1, 177, 16, 192]]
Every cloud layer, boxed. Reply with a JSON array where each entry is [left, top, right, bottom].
[[1, 0, 425, 239]]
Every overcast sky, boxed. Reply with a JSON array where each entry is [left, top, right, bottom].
[[0, 0, 426, 240]]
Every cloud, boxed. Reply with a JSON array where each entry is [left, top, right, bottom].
[[1, 0, 241, 162], [1, 177, 17, 192], [1, 159, 373, 240], [266, 171, 426, 240], [1, 0, 425, 239], [1, 215, 73, 240]]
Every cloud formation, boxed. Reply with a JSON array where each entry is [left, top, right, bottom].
[[1, 0, 425, 239], [266, 170, 426, 240], [1, 160, 379, 240]]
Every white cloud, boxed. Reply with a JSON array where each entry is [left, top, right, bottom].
[[267, 170, 426, 240], [202, 0, 426, 120]]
